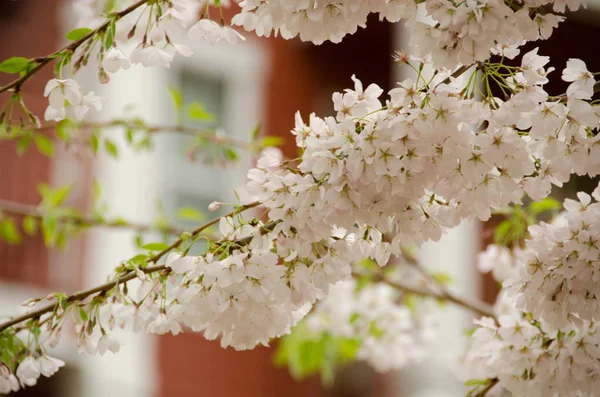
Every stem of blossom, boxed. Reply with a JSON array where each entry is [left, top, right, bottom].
[[0, 199, 185, 235], [477, 378, 499, 397], [373, 273, 496, 319], [0, 201, 259, 333], [36, 120, 254, 151], [437, 65, 473, 87], [0, 0, 153, 94], [395, 247, 497, 319]]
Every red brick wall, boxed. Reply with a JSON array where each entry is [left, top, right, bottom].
[[0, 0, 60, 288]]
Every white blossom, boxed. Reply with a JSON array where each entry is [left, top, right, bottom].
[[97, 334, 121, 355]]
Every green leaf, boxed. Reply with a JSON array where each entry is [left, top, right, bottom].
[[142, 242, 169, 251], [464, 378, 490, 386], [90, 131, 100, 154], [259, 136, 284, 147], [41, 216, 58, 246], [104, 138, 118, 158], [103, 20, 116, 50], [493, 219, 512, 245], [79, 307, 89, 322], [129, 253, 149, 264], [41, 185, 72, 208], [93, 179, 102, 202], [53, 52, 71, 76], [431, 272, 453, 285], [103, 0, 117, 12], [224, 148, 238, 161], [34, 134, 54, 157], [274, 322, 361, 387], [16, 135, 31, 155], [528, 197, 561, 216], [65, 27, 92, 41], [0, 57, 30, 74], [56, 119, 72, 141], [0, 219, 21, 244], [22, 216, 38, 236], [187, 102, 215, 121], [168, 87, 183, 110], [368, 320, 385, 339], [176, 207, 204, 221], [251, 124, 261, 140]]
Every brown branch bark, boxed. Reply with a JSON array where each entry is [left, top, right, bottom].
[[372, 272, 496, 319], [35, 120, 254, 150]]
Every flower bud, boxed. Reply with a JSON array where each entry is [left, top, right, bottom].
[[98, 68, 110, 84], [208, 201, 222, 212]]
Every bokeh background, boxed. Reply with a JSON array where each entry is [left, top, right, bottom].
[[1, 1, 600, 396]]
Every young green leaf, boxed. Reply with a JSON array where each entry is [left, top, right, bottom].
[[65, 27, 92, 41], [0, 219, 21, 244], [176, 207, 204, 221], [187, 102, 215, 121], [104, 138, 119, 158], [142, 242, 169, 251], [260, 136, 284, 147], [22, 216, 38, 236], [34, 134, 54, 157], [0, 57, 31, 74], [103, 20, 116, 50], [528, 197, 561, 216], [16, 135, 32, 155], [168, 87, 183, 110], [224, 148, 238, 161]]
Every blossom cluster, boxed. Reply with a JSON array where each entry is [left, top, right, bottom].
[[46, 0, 244, 122], [410, 0, 575, 68], [1, 355, 64, 392], [43, 79, 104, 122], [463, 292, 600, 397], [233, 0, 417, 44], [511, 187, 600, 329], [232, 0, 584, 68], [305, 279, 437, 372]]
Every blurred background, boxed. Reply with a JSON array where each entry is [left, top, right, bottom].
[[1, 1, 600, 396]]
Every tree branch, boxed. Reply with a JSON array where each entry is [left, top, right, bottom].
[[34, 120, 255, 151], [0, 199, 185, 235], [0, 0, 152, 94], [0, 201, 259, 333], [372, 272, 496, 319]]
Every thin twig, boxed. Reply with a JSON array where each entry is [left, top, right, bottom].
[[0, 199, 185, 235], [0, 201, 259, 332], [35, 120, 254, 150], [372, 272, 496, 319], [0, 0, 152, 94], [478, 378, 499, 397]]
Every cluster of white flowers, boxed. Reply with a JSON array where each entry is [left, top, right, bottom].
[[410, 0, 574, 68], [305, 279, 436, 372], [0, 355, 65, 393], [233, 0, 417, 44], [511, 186, 600, 329], [463, 292, 600, 397], [232, 0, 583, 67], [46, 0, 246, 122], [43, 79, 104, 122], [114, 216, 335, 351], [248, 51, 599, 256]]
